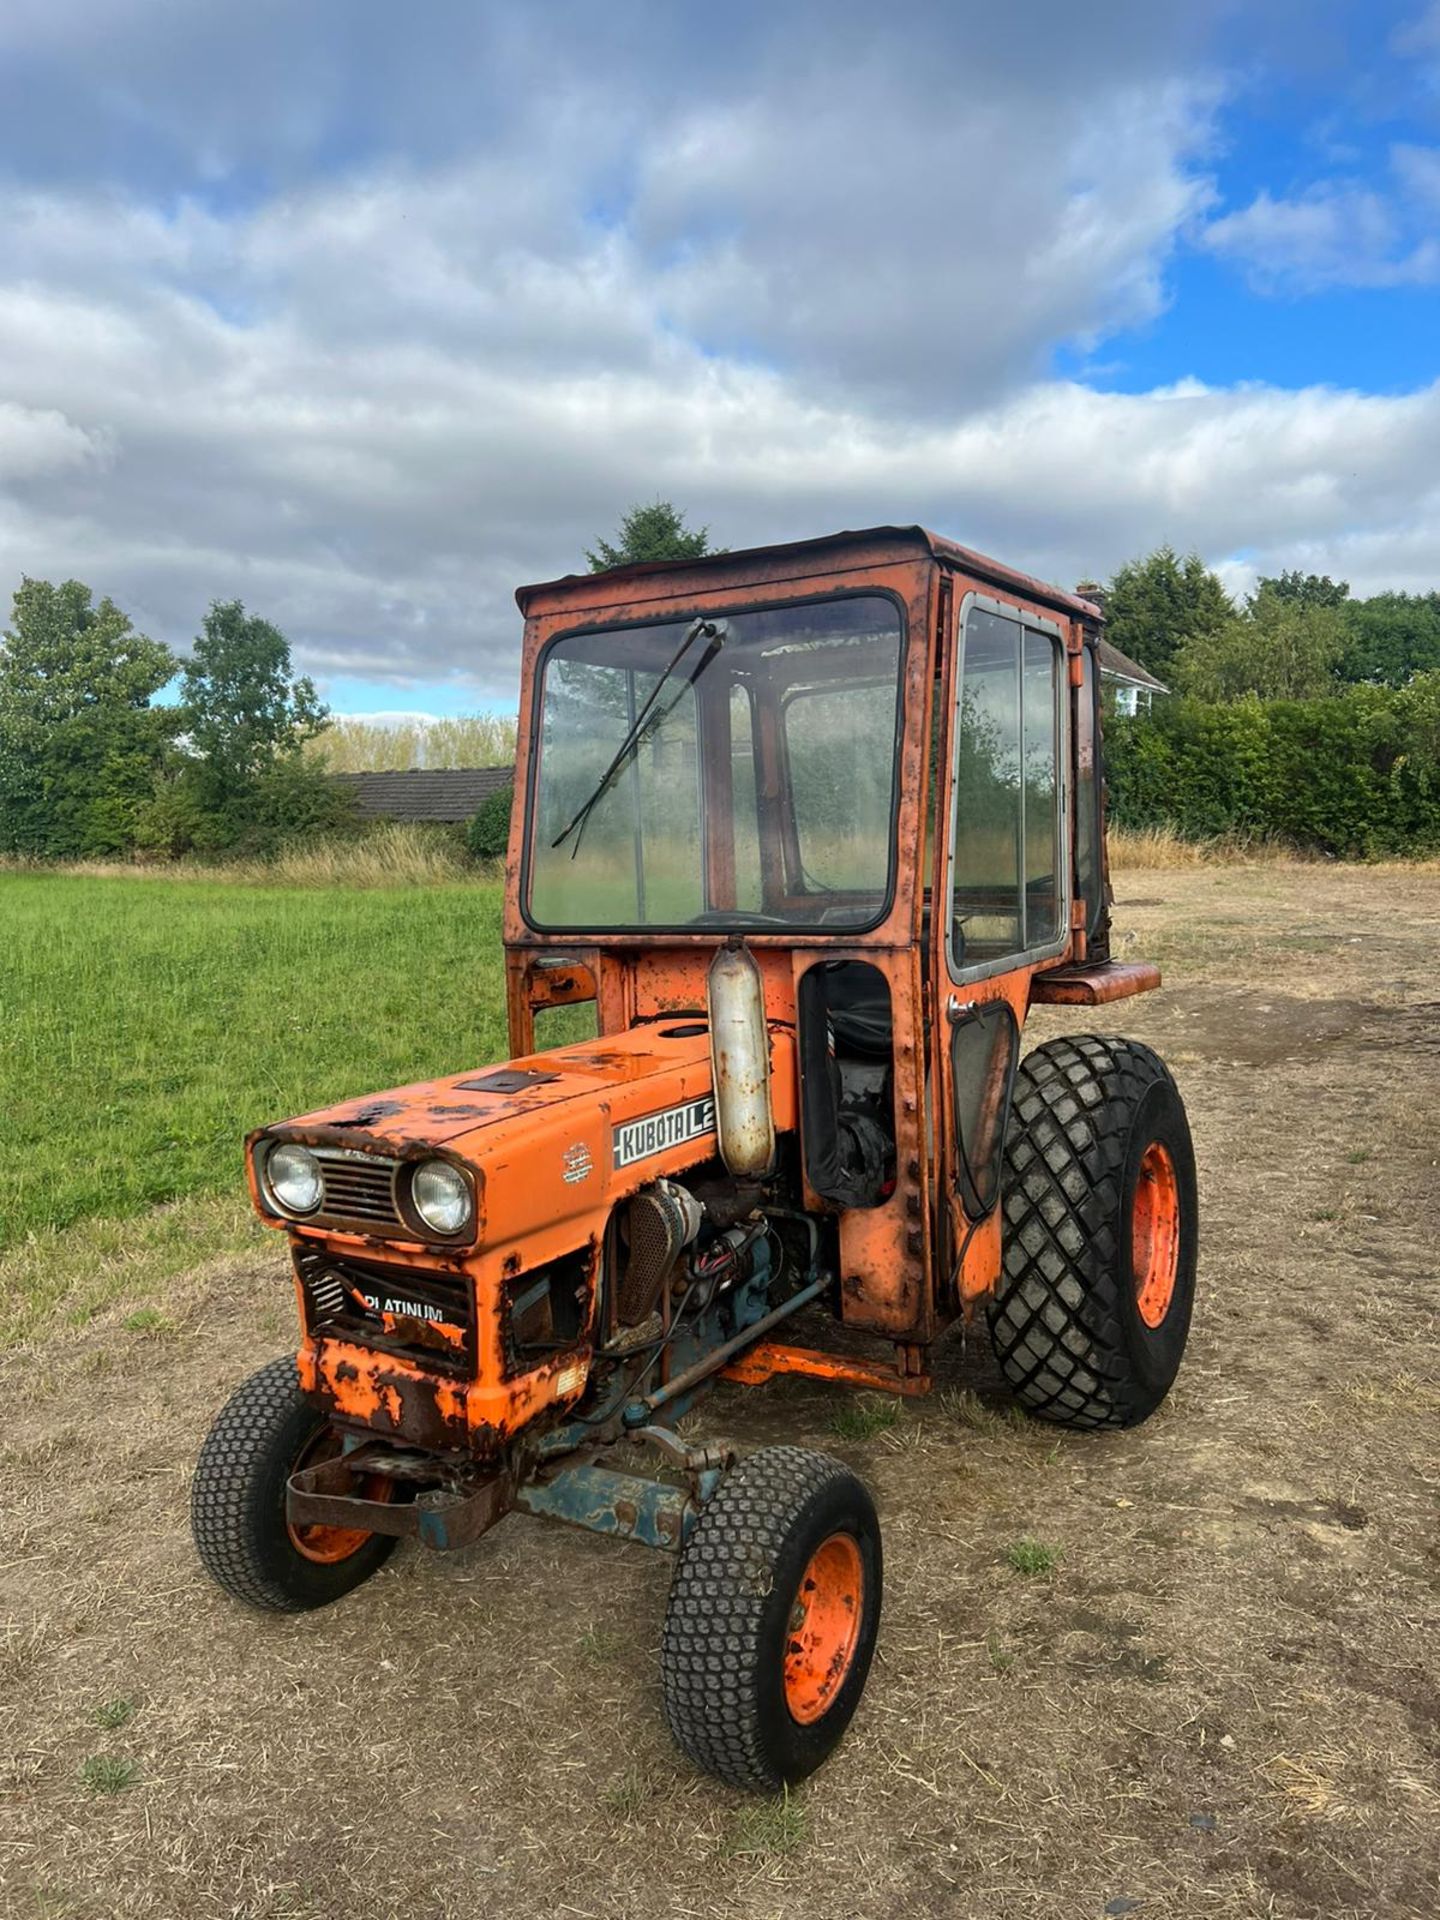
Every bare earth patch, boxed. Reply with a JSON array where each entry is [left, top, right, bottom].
[[3, 864, 1438, 1919]]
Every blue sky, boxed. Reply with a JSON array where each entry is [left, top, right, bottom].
[[1, 0, 1437, 719]]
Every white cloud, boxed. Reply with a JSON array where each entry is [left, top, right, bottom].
[[0, 401, 110, 485], [0, 1, 1436, 702], [6, 183, 1439, 704], [1201, 176, 1440, 291], [633, 74, 1218, 408]]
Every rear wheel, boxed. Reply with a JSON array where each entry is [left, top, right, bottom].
[[990, 1035, 1198, 1429], [660, 1447, 881, 1792], [191, 1355, 397, 1612]]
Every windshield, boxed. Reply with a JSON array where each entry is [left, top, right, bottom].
[[527, 594, 905, 930]]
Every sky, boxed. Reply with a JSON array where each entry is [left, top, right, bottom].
[[1, 1, 1438, 718]]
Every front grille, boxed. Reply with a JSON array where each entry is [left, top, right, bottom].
[[313, 1149, 403, 1229], [295, 1245, 476, 1376]]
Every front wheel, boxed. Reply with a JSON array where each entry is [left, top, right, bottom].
[[191, 1355, 397, 1612], [660, 1446, 882, 1793], [990, 1035, 1198, 1429]]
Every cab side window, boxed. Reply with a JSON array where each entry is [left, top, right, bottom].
[[949, 605, 1063, 972]]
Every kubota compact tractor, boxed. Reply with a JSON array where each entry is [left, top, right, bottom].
[[193, 527, 1197, 1792]]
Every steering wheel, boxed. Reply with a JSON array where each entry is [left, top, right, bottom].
[[685, 909, 789, 927]]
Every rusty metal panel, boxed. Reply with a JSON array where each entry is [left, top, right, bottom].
[[1029, 961, 1162, 1006], [515, 526, 1101, 627], [721, 1341, 930, 1397], [515, 1462, 692, 1551]]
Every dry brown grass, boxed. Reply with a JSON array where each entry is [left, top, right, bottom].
[[1108, 823, 1304, 868], [240, 822, 493, 887], [0, 823, 499, 889]]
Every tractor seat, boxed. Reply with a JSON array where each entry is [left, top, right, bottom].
[[823, 961, 894, 1059]]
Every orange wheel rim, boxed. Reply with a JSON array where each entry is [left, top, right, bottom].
[[783, 1532, 865, 1725], [1132, 1141, 1181, 1329], [286, 1430, 391, 1565]]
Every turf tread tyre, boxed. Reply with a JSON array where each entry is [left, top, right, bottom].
[[191, 1355, 396, 1612], [990, 1035, 1196, 1430], [661, 1445, 881, 1793]]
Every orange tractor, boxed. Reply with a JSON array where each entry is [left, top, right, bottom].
[[193, 528, 1197, 1791]]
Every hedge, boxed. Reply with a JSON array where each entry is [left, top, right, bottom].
[[1105, 673, 1440, 857], [466, 784, 514, 861]]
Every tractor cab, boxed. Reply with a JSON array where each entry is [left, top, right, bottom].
[[193, 527, 1197, 1794]]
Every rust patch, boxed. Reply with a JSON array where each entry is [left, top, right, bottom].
[[331, 1100, 407, 1127]]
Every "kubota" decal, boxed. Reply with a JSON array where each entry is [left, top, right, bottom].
[[612, 1096, 716, 1171]]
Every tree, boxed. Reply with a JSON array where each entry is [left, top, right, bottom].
[[1337, 591, 1440, 688], [1104, 546, 1233, 681], [1258, 569, 1350, 610], [169, 601, 341, 852], [0, 578, 176, 857], [1170, 584, 1345, 702], [587, 501, 717, 572]]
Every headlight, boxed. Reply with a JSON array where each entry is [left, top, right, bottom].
[[266, 1143, 322, 1215], [410, 1159, 474, 1237]]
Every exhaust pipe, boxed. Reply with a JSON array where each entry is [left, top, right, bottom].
[[707, 939, 776, 1178]]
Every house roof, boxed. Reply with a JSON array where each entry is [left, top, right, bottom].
[[330, 766, 513, 823], [1096, 640, 1168, 694]]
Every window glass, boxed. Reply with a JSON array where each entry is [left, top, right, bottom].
[[950, 605, 1063, 970], [951, 1001, 1019, 1218], [1076, 644, 1102, 935], [727, 683, 763, 912], [783, 678, 896, 896], [951, 609, 1023, 965], [1023, 627, 1061, 945], [528, 596, 903, 930], [530, 662, 702, 926]]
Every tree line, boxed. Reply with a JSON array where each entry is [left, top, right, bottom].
[[5, 502, 1437, 865], [1098, 547, 1440, 854], [1100, 547, 1440, 699], [0, 583, 349, 860], [0, 504, 713, 865]]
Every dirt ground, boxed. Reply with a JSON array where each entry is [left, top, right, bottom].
[[3, 865, 1438, 1920]]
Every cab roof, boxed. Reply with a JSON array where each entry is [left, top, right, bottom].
[[516, 525, 1103, 626]]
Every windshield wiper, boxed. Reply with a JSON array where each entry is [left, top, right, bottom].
[[551, 616, 727, 859]]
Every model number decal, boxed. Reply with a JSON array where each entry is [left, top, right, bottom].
[[612, 1096, 715, 1171], [359, 1291, 451, 1326]]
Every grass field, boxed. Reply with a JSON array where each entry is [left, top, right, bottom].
[[3, 862, 1439, 1919], [0, 872, 508, 1249]]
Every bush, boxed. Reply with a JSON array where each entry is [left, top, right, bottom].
[[1105, 673, 1440, 858], [137, 755, 359, 859], [466, 785, 514, 862]]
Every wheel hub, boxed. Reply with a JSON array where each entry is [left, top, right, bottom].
[[1132, 1140, 1181, 1329], [782, 1531, 865, 1725], [286, 1429, 392, 1564]]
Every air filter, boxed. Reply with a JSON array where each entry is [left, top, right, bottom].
[[617, 1181, 702, 1325]]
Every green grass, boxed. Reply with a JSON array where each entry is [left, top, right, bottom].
[[721, 1791, 808, 1858], [1005, 1537, 1063, 1578], [92, 1696, 137, 1730], [0, 873, 510, 1250], [121, 1306, 173, 1335], [829, 1395, 902, 1442], [79, 1754, 139, 1795]]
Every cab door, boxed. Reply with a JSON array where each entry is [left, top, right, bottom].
[[929, 590, 1070, 1313]]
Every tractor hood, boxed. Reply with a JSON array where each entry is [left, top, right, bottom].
[[252, 1020, 798, 1257], [268, 1023, 719, 1154]]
